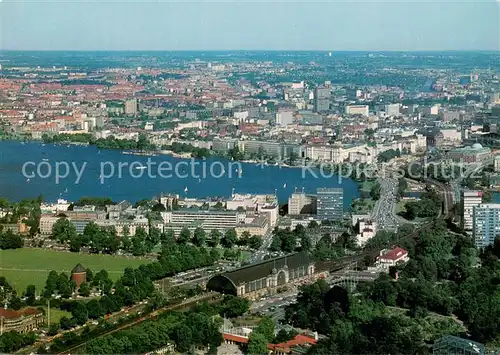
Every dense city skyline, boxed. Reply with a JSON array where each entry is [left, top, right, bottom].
[[2, 0, 499, 51]]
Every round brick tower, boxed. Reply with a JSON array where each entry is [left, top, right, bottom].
[[71, 263, 87, 288]]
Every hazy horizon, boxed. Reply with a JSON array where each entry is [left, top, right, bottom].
[[1, 0, 499, 51]]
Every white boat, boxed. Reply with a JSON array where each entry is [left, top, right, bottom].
[[26, 178, 30, 183], [42, 158, 49, 162], [184, 186, 188, 193], [283, 183, 287, 188], [134, 166, 147, 170]]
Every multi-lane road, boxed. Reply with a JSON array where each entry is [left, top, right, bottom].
[[248, 230, 274, 264], [371, 178, 401, 231]]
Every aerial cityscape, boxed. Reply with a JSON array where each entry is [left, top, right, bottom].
[[0, 1, 500, 354]]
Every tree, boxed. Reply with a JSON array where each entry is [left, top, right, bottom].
[[51, 218, 76, 244], [219, 296, 250, 318], [44, 270, 59, 297], [239, 230, 252, 246], [71, 302, 88, 325], [151, 202, 166, 212], [274, 329, 298, 343], [69, 235, 82, 252], [25, 285, 36, 306], [300, 234, 312, 252], [86, 299, 104, 319], [221, 229, 237, 248], [308, 220, 319, 229], [247, 332, 268, 355], [131, 235, 145, 256], [173, 324, 193, 353], [59, 316, 75, 330], [10, 296, 22, 310], [208, 229, 221, 247], [192, 227, 206, 247], [47, 323, 59, 336], [248, 235, 263, 249], [177, 227, 191, 244], [78, 282, 91, 297], [161, 229, 175, 246], [255, 316, 275, 342]]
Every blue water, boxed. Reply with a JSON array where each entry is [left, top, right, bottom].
[[0, 141, 360, 206], [493, 193, 500, 203]]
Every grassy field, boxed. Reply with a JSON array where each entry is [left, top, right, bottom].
[[0, 248, 151, 293], [396, 201, 408, 214], [40, 307, 72, 325]]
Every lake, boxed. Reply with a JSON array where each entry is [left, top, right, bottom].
[[0, 141, 360, 207]]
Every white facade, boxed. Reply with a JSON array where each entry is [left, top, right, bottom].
[[473, 204, 500, 248], [385, 104, 401, 116], [494, 156, 500, 172], [462, 190, 483, 232], [346, 105, 369, 117], [276, 110, 294, 126]]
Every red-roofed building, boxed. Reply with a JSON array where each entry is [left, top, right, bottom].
[[0, 307, 44, 333], [268, 334, 317, 355], [222, 332, 317, 355], [222, 333, 249, 345], [376, 246, 409, 268]]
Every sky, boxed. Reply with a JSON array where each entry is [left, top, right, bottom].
[[1, 0, 499, 51]]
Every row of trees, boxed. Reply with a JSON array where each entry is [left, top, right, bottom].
[[70, 294, 250, 354], [53, 219, 261, 257], [42, 133, 154, 151], [0, 331, 37, 353]]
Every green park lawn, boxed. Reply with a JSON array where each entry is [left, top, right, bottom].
[[0, 248, 151, 293], [41, 307, 72, 325]]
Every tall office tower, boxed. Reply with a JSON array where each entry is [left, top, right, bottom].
[[314, 86, 330, 112], [461, 190, 483, 232], [125, 99, 138, 115], [316, 188, 344, 221], [473, 204, 500, 248]]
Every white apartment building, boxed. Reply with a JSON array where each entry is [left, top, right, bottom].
[[462, 190, 483, 232], [473, 204, 500, 248]]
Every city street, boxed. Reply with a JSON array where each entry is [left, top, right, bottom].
[[248, 230, 274, 264], [371, 178, 400, 231]]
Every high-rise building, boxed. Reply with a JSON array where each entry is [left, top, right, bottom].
[[316, 188, 343, 221], [314, 86, 330, 112], [473, 204, 500, 248], [461, 190, 483, 232], [288, 192, 317, 215], [124, 99, 138, 115]]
